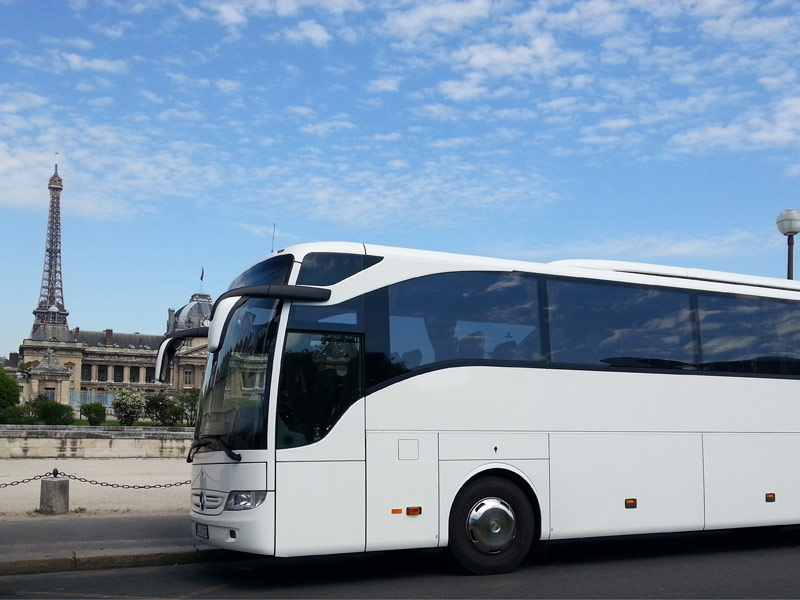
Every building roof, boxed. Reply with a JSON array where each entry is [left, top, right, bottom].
[[30, 324, 76, 343], [168, 292, 212, 334], [76, 330, 162, 350]]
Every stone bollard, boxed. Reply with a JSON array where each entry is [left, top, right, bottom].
[[39, 475, 69, 515]]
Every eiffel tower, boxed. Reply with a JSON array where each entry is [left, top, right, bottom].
[[31, 164, 73, 342]]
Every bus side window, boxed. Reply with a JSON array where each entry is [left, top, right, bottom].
[[276, 332, 363, 449], [366, 271, 543, 390], [697, 293, 800, 375], [547, 278, 695, 368]]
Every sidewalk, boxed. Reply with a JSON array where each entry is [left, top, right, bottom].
[[0, 458, 239, 576], [0, 514, 238, 576]]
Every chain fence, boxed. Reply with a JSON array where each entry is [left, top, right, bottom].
[[0, 468, 190, 490]]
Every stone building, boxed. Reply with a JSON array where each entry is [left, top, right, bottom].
[[15, 166, 211, 407], [164, 292, 212, 392], [19, 328, 164, 405]]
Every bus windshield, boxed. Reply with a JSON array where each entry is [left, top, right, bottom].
[[195, 298, 281, 453]]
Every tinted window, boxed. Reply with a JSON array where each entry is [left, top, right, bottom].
[[196, 298, 280, 452], [296, 252, 382, 286], [288, 296, 364, 333], [366, 272, 542, 389], [698, 293, 800, 375], [547, 278, 695, 369], [229, 254, 294, 290], [276, 332, 362, 449]]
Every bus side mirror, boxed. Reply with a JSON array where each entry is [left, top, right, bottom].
[[155, 327, 210, 383], [208, 297, 240, 353]]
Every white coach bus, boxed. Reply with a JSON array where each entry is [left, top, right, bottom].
[[156, 242, 800, 574]]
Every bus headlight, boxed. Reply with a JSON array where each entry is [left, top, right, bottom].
[[224, 491, 267, 511]]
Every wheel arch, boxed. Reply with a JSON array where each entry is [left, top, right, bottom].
[[443, 463, 543, 547]]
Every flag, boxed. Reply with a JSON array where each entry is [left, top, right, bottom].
[[200, 267, 204, 282]]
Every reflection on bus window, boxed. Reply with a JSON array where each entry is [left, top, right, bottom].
[[277, 332, 362, 449], [196, 299, 280, 451], [365, 272, 542, 389], [698, 293, 800, 375], [547, 278, 695, 369]]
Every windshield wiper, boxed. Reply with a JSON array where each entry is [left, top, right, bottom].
[[186, 439, 211, 463], [203, 435, 243, 462], [186, 435, 243, 463]]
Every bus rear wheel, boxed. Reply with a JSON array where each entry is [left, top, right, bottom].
[[448, 476, 534, 575]]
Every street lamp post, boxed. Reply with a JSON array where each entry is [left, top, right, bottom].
[[777, 209, 800, 280]]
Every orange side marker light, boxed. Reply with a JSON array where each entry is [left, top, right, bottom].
[[766, 493, 776, 503], [625, 498, 637, 509], [406, 507, 422, 516], [391, 508, 402, 514]]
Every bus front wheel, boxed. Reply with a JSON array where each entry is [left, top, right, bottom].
[[448, 476, 534, 575]]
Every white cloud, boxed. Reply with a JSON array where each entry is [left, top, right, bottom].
[[384, 0, 491, 38], [544, 0, 628, 36], [439, 74, 487, 101], [507, 230, 766, 263], [592, 118, 636, 131], [285, 20, 332, 47], [87, 96, 115, 108], [671, 96, 800, 152], [201, 0, 363, 28], [451, 35, 584, 78], [367, 76, 401, 93], [759, 69, 797, 91], [0, 90, 48, 113], [236, 222, 275, 236], [414, 103, 460, 121], [287, 105, 316, 118], [491, 108, 537, 121], [372, 132, 402, 141], [428, 137, 476, 149], [139, 89, 164, 103], [299, 119, 355, 135], [91, 21, 135, 39], [157, 108, 205, 121], [215, 78, 242, 94], [60, 52, 128, 74], [207, 1, 250, 26]]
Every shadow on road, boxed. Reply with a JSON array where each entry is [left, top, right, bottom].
[[198, 524, 800, 587], [538, 524, 800, 567]]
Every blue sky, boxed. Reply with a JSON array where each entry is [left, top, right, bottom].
[[2, 0, 800, 357]]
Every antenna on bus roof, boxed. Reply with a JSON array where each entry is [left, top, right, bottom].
[[271, 223, 276, 253]]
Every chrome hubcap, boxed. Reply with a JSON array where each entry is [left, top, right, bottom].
[[466, 497, 516, 554]]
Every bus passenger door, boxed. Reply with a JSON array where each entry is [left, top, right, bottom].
[[366, 432, 439, 551], [274, 331, 366, 557]]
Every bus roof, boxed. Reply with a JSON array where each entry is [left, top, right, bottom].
[[270, 242, 800, 295], [550, 259, 800, 293]]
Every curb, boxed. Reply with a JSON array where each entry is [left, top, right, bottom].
[[0, 545, 233, 577]]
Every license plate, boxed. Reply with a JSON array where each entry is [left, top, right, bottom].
[[196, 523, 209, 539]]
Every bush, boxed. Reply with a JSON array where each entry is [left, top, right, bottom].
[[31, 397, 75, 425], [0, 369, 20, 410], [0, 405, 33, 425], [112, 388, 145, 426], [82, 402, 107, 426], [145, 393, 183, 426]]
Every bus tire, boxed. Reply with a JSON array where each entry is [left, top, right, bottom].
[[448, 476, 534, 575]]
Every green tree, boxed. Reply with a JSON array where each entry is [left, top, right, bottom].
[[177, 388, 200, 427], [112, 388, 145, 426], [0, 369, 20, 410], [145, 393, 182, 426]]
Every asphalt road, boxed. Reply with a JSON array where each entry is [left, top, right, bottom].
[[3, 527, 800, 598]]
